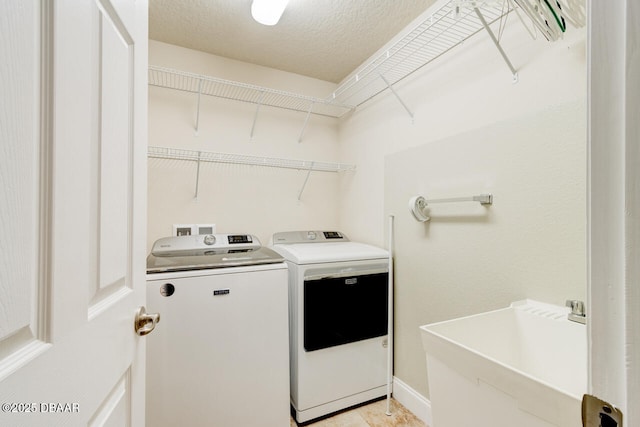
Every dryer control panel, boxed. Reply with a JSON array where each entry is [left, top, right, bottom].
[[271, 230, 349, 244]]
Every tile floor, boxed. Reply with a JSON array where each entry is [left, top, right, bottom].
[[289, 398, 427, 427]]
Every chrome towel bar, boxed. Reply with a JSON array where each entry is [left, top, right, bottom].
[[409, 193, 493, 222], [425, 194, 493, 205]]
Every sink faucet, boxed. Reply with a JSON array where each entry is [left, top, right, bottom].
[[566, 300, 586, 324]]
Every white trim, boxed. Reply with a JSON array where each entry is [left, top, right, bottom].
[[392, 376, 432, 427], [293, 385, 388, 423], [385, 216, 394, 415], [588, 0, 640, 423]]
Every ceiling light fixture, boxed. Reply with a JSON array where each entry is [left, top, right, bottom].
[[251, 0, 290, 26]]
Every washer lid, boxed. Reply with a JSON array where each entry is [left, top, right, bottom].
[[146, 234, 284, 273], [146, 246, 284, 273], [271, 241, 389, 264]]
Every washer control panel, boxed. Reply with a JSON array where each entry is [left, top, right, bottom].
[[151, 234, 258, 256]]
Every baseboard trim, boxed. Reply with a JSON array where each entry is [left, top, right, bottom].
[[392, 376, 432, 426]]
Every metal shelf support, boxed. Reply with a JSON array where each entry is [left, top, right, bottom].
[[195, 79, 203, 134], [298, 102, 314, 143], [380, 74, 414, 121], [474, 7, 519, 83], [298, 162, 315, 200], [194, 151, 202, 199], [250, 91, 266, 140]]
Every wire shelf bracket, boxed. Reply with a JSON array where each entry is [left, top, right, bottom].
[[380, 74, 414, 122], [298, 102, 314, 143], [194, 151, 202, 199], [474, 6, 519, 83], [250, 91, 266, 141], [195, 79, 203, 135], [298, 162, 315, 200], [148, 146, 356, 200]]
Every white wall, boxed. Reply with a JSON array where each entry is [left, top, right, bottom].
[[148, 41, 343, 249], [337, 15, 587, 399]]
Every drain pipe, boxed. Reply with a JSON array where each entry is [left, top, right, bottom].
[[386, 215, 395, 416]]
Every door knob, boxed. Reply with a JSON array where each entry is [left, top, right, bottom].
[[134, 306, 160, 336]]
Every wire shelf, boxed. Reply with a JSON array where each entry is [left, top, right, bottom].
[[149, 1, 513, 121], [148, 146, 356, 173], [149, 66, 355, 119], [329, 0, 511, 107]]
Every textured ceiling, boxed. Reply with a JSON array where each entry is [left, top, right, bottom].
[[149, 0, 437, 83]]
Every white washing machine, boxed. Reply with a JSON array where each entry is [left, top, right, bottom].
[[270, 231, 390, 423], [145, 234, 289, 427]]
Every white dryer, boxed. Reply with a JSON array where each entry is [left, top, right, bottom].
[[146, 234, 289, 427], [270, 231, 390, 423]]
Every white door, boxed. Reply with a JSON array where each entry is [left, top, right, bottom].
[[0, 0, 148, 426]]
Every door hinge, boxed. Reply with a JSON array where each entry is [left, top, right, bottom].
[[582, 394, 623, 427]]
